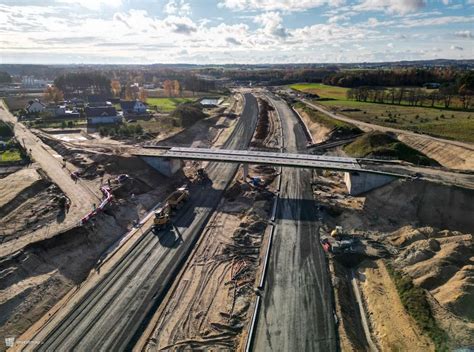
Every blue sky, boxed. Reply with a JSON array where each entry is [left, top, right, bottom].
[[0, 0, 473, 64]]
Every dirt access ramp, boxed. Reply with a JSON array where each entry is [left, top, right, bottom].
[[357, 260, 435, 351], [398, 134, 474, 171], [0, 168, 66, 245], [0, 168, 42, 211]]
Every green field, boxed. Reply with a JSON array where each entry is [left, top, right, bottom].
[[146, 98, 195, 112], [291, 83, 474, 143], [291, 83, 349, 100], [0, 149, 22, 163]]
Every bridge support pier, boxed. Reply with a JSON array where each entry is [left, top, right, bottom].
[[242, 163, 249, 180], [344, 171, 395, 196], [140, 157, 183, 177]]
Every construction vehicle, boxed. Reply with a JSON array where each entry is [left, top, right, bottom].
[[153, 186, 189, 230], [248, 176, 266, 190], [166, 185, 189, 209], [331, 226, 344, 240], [192, 168, 209, 184], [153, 205, 171, 230]]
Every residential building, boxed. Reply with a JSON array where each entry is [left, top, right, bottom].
[[25, 99, 46, 114], [120, 100, 147, 116], [85, 106, 121, 124]]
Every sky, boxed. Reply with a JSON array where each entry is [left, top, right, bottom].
[[0, 0, 473, 64]]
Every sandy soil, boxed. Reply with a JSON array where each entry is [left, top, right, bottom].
[[0, 169, 41, 210], [297, 109, 332, 143], [389, 226, 474, 323], [358, 260, 434, 351], [398, 134, 474, 171]]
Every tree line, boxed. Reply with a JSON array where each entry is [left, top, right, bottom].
[[322, 68, 459, 88], [346, 86, 472, 109], [54, 72, 111, 97]]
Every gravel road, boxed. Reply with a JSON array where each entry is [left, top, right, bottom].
[[254, 94, 337, 351], [25, 93, 258, 352]]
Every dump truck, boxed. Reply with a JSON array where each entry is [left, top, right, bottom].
[[153, 185, 189, 230], [166, 186, 189, 209]]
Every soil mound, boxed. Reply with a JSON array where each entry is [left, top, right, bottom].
[[389, 226, 473, 321]]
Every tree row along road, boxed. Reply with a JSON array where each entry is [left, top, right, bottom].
[[22, 93, 258, 352], [253, 94, 337, 351], [0, 101, 98, 259]]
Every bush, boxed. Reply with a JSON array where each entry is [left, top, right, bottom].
[[171, 103, 207, 127], [386, 263, 449, 351], [0, 121, 13, 138], [98, 124, 143, 138]]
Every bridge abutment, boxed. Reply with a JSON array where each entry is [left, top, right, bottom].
[[141, 157, 183, 177], [344, 171, 395, 196]]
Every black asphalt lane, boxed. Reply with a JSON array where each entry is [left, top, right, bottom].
[[31, 93, 258, 352], [254, 94, 337, 352]]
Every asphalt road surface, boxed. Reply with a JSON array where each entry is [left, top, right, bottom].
[[254, 93, 337, 351], [28, 93, 258, 352]]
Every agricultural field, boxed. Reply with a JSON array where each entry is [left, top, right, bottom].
[[290, 83, 348, 100], [291, 83, 474, 143], [146, 97, 195, 112]]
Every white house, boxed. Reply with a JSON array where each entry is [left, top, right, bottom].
[[120, 100, 147, 116], [26, 99, 46, 114]]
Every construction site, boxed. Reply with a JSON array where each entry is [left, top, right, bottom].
[[0, 87, 473, 352]]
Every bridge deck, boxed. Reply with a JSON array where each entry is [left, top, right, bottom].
[[134, 147, 400, 174]]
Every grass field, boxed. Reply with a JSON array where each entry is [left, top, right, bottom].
[[146, 97, 195, 112], [0, 149, 22, 163], [291, 83, 349, 100], [291, 83, 474, 143]]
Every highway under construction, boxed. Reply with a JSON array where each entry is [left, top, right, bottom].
[[8, 90, 473, 352]]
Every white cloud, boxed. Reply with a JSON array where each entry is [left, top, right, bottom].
[[254, 12, 289, 39], [327, 14, 351, 23], [218, 0, 345, 12], [56, 0, 122, 10], [454, 30, 473, 38], [164, 0, 191, 16], [354, 0, 426, 15]]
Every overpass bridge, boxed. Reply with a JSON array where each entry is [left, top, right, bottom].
[[133, 146, 403, 195], [133, 146, 403, 176]]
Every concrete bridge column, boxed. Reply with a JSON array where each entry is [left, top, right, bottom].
[[242, 163, 249, 180]]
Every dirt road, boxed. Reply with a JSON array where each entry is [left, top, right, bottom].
[[253, 94, 336, 351], [301, 99, 474, 171], [17, 93, 259, 351], [0, 101, 98, 258]]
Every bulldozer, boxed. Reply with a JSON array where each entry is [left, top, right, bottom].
[[153, 185, 189, 230]]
